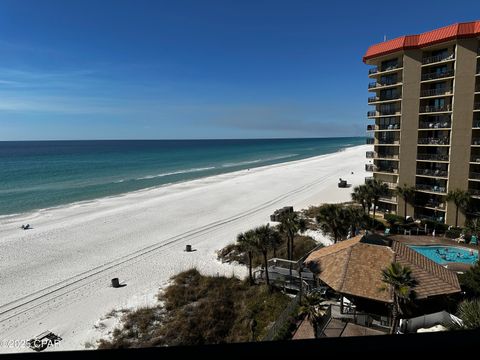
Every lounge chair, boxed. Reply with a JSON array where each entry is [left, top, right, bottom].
[[470, 235, 478, 245], [384, 228, 391, 236]]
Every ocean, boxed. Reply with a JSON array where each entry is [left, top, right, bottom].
[[0, 137, 364, 216]]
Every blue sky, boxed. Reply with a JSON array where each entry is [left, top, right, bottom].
[[0, 0, 479, 140]]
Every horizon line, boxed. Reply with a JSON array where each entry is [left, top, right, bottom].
[[0, 135, 365, 142]]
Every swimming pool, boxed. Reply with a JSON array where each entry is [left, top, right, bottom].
[[409, 246, 479, 265]]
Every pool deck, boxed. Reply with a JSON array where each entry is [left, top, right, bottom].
[[390, 234, 478, 272]]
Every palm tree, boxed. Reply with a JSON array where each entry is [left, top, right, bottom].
[[352, 185, 368, 214], [299, 291, 324, 338], [253, 224, 277, 286], [448, 299, 480, 330], [237, 230, 257, 285], [315, 204, 351, 243], [278, 211, 306, 261], [446, 189, 471, 227], [367, 179, 389, 221], [396, 184, 416, 219], [381, 262, 417, 334]]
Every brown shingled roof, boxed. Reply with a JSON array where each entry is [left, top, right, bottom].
[[304, 235, 461, 303]]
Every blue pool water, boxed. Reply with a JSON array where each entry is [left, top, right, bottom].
[[409, 246, 479, 265]]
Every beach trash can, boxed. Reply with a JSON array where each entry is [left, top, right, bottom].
[[185, 244, 192, 252], [111, 278, 120, 288]]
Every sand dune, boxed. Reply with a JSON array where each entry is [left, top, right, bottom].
[[0, 144, 369, 352]]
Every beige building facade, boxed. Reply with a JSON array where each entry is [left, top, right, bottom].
[[364, 22, 480, 226]]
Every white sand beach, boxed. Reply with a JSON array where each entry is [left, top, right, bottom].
[[0, 144, 369, 352]]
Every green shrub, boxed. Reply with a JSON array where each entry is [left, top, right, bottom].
[[384, 214, 405, 226], [98, 269, 292, 348], [445, 227, 462, 239]]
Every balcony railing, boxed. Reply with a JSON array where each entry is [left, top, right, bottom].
[[367, 125, 375, 131], [378, 108, 400, 116], [376, 153, 399, 159], [367, 111, 376, 117], [416, 168, 448, 177], [476, 83, 480, 92], [416, 184, 447, 193], [379, 195, 397, 202], [473, 120, 480, 128], [378, 139, 400, 145], [419, 104, 452, 113], [470, 189, 480, 197], [368, 94, 401, 103], [474, 103, 480, 110], [469, 172, 480, 180], [377, 123, 400, 130], [368, 78, 400, 88], [420, 87, 452, 97], [419, 120, 451, 129], [369, 68, 378, 75], [417, 153, 449, 161], [421, 69, 454, 81], [365, 164, 375, 172], [418, 137, 450, 145], [366, 138, 374, 145], [376, 167, 398, 174], [470, 155, 480, 162], [366, 151, 375, 158], [421, 200, 446, 209], [473, 138, 480, 145], [422, 53, 454, 65]]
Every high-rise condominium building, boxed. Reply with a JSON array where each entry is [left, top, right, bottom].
[[364, 21, 480, 227]]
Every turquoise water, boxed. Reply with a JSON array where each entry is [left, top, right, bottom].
[[409, 245, 479, 265], [0, 137, 364, 216]]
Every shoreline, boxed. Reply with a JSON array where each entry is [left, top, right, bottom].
[[0, 144, 370, 352], [0, 143, 363, 224]]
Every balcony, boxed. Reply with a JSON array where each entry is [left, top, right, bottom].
[[421, 199, 446, 209], [366, 151, 375, 158], [470, 155, 480, 163], [366, 138, 374, 145], [375, 153, 399, 160], [416, 184, 447, 193], [419, 120, 451, 129], [367, 111, 376, 117], [472, 138, 480, 146], [368, 78, 400, 89], [420, 87, 452, 97], [379, 195, 397, 203], [368, 67, 378, 75], [421, 69, 454, 81], [419, 104, 452, 113], [422, 53, 454, 65], [474, 103, 480, 110], [418, 137, 450, 146], [469, 172, 480, 180], [470, 189, 480, 197], [368, 94, 401, 103], [416, 168, 448, 177], [417, 153, 449, 162], [365, 164, 375, 172], [475, 83, 480, 93], [378, 138, 400, 145], [375, 167, 398, 174], [377, 123, 400, 130], [367, 124, 375, 131]]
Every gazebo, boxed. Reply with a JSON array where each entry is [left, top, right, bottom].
[[304, 234, 461, 316]]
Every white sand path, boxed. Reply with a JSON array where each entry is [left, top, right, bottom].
[[0, 144, 369, 352]]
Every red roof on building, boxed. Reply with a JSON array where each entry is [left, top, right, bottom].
[[363, 21, 480, 62]]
